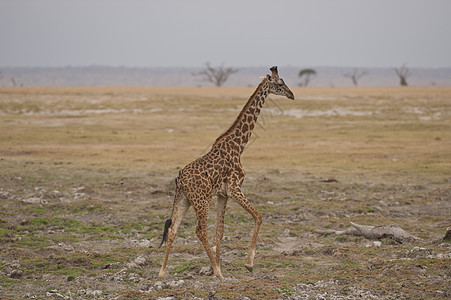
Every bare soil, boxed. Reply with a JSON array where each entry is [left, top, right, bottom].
[[0, 86, 450, 299]]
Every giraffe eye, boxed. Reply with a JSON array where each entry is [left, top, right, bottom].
[[277, 79, 284, 85]]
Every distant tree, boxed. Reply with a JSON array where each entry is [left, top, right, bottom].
[[10, 76, 23, 87], [298, 68, 316, 86], [193, 62, 239, 87], [343, 68, 367, 86], [394, 64, 411, 86]]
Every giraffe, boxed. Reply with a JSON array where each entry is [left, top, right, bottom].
[[158, 66, 295, 280]]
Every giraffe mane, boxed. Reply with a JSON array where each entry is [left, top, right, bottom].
[[211, 77, 268, 149]]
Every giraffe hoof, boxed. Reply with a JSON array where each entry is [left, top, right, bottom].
[[158, 270, 166, 280], [245, 265, 253, 273]]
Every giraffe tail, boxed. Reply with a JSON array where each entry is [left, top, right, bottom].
[[159, 171, 182, 248], [159, 219, 172, 248]]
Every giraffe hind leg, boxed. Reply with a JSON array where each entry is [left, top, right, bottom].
[[158, 194, 190, 280]]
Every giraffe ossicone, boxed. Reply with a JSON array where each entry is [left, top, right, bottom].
[[158, 66, 295, 280]]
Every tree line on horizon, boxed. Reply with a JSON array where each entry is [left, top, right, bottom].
[[195, 62, 413, 87], [0, 63, 418, 87], [296, 63, 411, 87]]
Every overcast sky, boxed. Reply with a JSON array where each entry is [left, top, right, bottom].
[[1, 0, 450, 68]]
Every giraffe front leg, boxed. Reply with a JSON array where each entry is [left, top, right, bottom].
[[230, 187, 262, 272], [215, 194, 228, 275]]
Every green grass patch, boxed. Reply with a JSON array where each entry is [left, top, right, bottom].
[[173, 259, 204, 274], [29, 217, 49, 226], [24, 257, 87, 277], [11, 235, 53, 249]]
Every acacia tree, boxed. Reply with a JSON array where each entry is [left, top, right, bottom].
[[298, 68, 316, 86], [343, 69, 367, 86], [394, 64, 411, 86], [193, 62, 239, 87]]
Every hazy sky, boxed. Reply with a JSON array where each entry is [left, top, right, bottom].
[[1, 0, 450, 68]]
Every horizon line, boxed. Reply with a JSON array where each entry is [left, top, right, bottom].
[[2, 65, 451, 70]]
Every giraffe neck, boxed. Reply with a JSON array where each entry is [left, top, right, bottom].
[[213, 78, 269, 154]]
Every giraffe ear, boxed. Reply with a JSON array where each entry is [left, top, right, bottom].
[[266, 74, 271, 80]]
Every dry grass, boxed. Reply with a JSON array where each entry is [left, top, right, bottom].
[[0, 86, 450, 299], [1, 86, 449, 173]]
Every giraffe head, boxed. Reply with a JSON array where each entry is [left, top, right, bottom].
[[266, 66, 295, 100]]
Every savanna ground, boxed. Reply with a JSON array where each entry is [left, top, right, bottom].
[[0, 85, 450, 299]]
